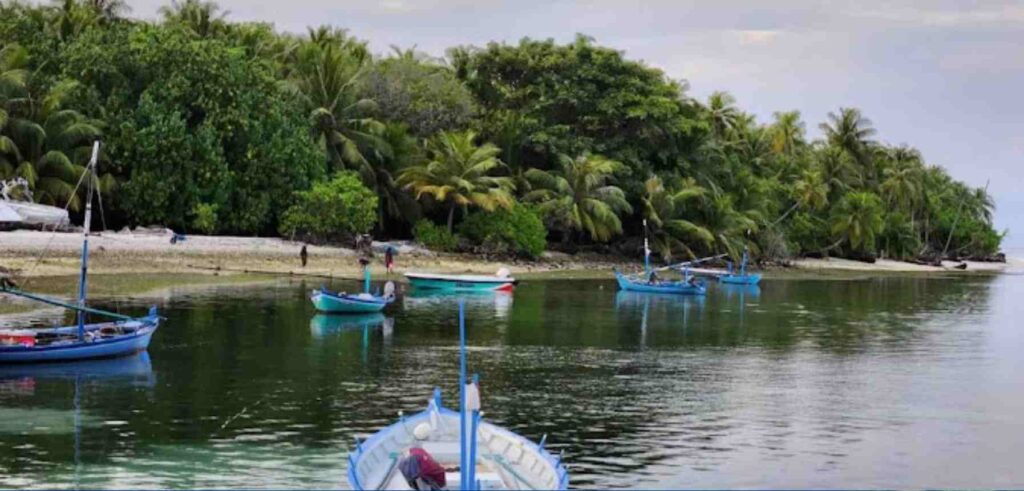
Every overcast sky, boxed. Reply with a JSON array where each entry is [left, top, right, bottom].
[[125, 0, 1023, 248]]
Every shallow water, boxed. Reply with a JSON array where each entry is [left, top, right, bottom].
[[1, 274, 1023, 488]]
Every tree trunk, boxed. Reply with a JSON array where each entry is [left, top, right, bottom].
[[769, 202, 800, 228], [447, 203, 456, 234]]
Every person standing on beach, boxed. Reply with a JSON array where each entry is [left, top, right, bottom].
[[384, 246, 395, 274], [300, 245, 308, 267]]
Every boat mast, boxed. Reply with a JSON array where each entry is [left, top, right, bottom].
[[458, 300, 468, 491], [643, 219, 650, 275], [76, 141, 99, 340]]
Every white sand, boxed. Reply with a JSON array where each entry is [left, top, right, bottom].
[[793, 256, 1014, 273]]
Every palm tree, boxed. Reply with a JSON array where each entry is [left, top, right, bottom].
[[879, 164, 921, 213], [159, 0, 228, 38], [830, 191, 884, 254], [287, 41, 386, 181], [524, 153, 631, 242], [367, 122, 421, 233], [399, 130, 514, 233], [641, 175, 708, 261], [817, 145, 859, 201], [771, 170, 828, 226], [819, 107, 877, 184], [770, 111, 804, 155], [84, 0, 130, 21], [706, 91, 739, 140]]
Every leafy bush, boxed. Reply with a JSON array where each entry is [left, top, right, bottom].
[[413, 219, 457, 252], [459, 204, 547, 258], [191, 203, 219, 234], [278, 172, 377, 243]]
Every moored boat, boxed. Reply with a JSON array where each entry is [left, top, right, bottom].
[[0, 142, 161, 364], [347, 303, 568, 490], [405, 268, 516, 292], [310, 287, 394, 313], [615, 270, 707, 295]]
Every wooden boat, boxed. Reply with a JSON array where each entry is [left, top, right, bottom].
[[311, 269, 395, 313], [310, 287, 394, 313], [347, 303, 568, 490], [615, 271, 707, 295], [0, 142, 161, 364], [718, 251, 761, 285], [405, 268, 517, 292]]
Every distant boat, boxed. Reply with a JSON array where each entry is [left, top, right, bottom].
[[347, 303, 568, 490], [0, 177, 70, 228], [406, 268, 517, 292], [718, 250, 761, 285], [615, 271, 707, 295], [0, 142, 161, 364], [311, 267, 395, 313]]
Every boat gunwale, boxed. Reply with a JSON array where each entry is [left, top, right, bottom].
[[312, 289, 392, 306], [0, 317, 159, 354], [405, 272, 517, 285]]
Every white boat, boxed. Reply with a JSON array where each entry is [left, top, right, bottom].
[[347, 303, 568, 490], [405, 268, 517, 292], [0, 178, 70, 228]]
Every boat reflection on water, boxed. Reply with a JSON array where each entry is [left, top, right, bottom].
[[615, 290, 705, 346], [718, 283, 760, 324], [309, 313, 392, 338], [402, 289, 513, 319], [0, 350, 155, 394]]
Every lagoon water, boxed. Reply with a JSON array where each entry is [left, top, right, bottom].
[[1, 274, 1023, 488]]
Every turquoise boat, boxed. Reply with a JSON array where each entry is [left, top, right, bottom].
[[719, 250, 761, 285], [405, 269, 517, 292], [310, 267, 395, 313], [615, 271, 707, 295]]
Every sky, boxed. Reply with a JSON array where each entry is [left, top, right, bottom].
[[126, 0, 1023, 249]]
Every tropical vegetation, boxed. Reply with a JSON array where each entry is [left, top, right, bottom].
[[0, 1, 1002, 261]]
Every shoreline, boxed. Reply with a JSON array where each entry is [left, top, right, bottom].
[[1, 230, 1014, 283]]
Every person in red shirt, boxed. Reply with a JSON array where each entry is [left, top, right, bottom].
[[398, 423, 447, 490]]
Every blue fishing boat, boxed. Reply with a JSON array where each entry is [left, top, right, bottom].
[[347, 303, 568, 490], [615, 271, 707, 295], [719, 250, 761, 285], [0, 142, 161, 364], [310, 268, 395, 313], [406, 268, 517, 292]]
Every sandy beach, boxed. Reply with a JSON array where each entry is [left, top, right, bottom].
[[0, 229, 1013, 281]]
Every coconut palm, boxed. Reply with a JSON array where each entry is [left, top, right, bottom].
[[159, 0, 228, 38], [819, 107, 877, 183], [817, 145, 859, 201], [706, 91, 740, 140], [287, 41, 386, 181], [770, 111, 805, 155], [830, 191, 884, 254], [879, 164, 921, 213], [641, 175, 709, 261], [367, 122, 422, 233], [399, 130, 514, 233], [771, 170, 828, 226], [524, 153, 632, 243]]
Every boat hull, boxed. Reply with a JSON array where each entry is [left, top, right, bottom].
[[348, 391, 568, 490], [0, 320, 159, 363], [615, 272, 706, 295], [406, 273, 516, 292], [310, 289, 390, 313], [719, 273, 762, 285]]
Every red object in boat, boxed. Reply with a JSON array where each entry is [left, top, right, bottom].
[[0, 334, 36, 347]]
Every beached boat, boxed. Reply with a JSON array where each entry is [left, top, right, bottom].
[[1, 178, 70, 228], [347, 303, 568, 490], [405, 269, 517, 292], [0, 142, 161, 364], [615, 271, 707, 295]]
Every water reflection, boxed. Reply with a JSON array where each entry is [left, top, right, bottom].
[[403, 289, 513, 319]]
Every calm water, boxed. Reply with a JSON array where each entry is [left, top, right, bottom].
[[1, 274, 1023, 489]]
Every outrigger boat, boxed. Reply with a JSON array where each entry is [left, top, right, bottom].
[[718, 250, 761, 285], [615, 220, 707, 296], [405, 268, 517, 292], [347, 303, 568, 490], [0, 142, 161, 364], [311, 268, 396, 313]]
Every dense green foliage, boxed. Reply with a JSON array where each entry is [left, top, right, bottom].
[[278, 172, 377, 242], [0, 1, 1002, 260], [460, 204, 547, 258], [412, 219, 456, 252]]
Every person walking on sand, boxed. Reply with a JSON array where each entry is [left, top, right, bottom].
[[384, 245, 395, 274], [300, 245, 308, 268]]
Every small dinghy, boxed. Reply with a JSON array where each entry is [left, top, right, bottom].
[[0, 142, 161, 364], [347, 303, 568, 490], [405, 268, 517, 292], [718, 250, 761, 285], [311, 268, 396, 313], [615, 270, 707, 295]]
